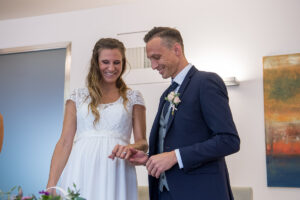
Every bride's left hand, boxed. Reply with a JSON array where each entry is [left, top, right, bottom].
[[108, 144, 132, 160]]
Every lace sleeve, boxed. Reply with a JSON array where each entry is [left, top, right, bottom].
[[67, 88, 89, 108], [128, 90, 145, 107], [68, 89, 77, 103]]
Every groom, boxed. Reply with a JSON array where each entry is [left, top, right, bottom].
[[128, 27, 240, 200]]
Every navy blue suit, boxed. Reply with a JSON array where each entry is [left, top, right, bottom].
[[148, 66, 240, 200]]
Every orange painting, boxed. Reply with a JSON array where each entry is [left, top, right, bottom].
[[263, 53, 300, 187]]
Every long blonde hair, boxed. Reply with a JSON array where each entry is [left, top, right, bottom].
[[86, 38, 129, 125]]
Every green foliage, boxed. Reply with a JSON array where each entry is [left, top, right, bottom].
[[0, 184, 85, 200], [66, 184, 83, 200]]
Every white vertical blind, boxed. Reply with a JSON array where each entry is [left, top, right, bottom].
[[126, 47, 150, 69]]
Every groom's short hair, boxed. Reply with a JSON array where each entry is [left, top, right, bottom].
[[144, 27, 184, 52]]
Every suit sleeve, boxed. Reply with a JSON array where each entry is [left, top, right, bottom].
[[179, 73, 240, 172]]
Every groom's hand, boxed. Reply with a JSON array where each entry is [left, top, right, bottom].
[[128, 148, 149, 165], [146, 151, 178, 178]]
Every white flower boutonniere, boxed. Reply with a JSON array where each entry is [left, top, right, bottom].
[[165, 91, 181, 115]]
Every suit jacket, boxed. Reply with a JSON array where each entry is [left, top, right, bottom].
[[148, 66, 240, 200]]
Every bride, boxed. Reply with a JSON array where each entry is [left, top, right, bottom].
[[46, 38, 148, 200]]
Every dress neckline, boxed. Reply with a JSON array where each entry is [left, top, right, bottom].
[[100, 96, 122, 105]]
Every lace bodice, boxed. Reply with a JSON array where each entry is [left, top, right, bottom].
[[68, 88, 145, 142]]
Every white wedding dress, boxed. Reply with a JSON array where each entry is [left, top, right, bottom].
[[58, 88, 145, 200]]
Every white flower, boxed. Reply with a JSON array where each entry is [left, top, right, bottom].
[[173, 96, 181, 104], [165, 91, 181, 115], [167, 92, 175, 101]]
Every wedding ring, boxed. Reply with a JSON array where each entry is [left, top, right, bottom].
[[122, 151, 127, 155]]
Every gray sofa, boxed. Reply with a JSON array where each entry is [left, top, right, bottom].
[[138, 186, 253, 200]]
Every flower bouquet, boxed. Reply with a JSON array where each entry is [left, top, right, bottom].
[[0, 183, 85, 200]]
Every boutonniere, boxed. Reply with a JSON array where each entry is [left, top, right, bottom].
[[165, 91, 181, 115]]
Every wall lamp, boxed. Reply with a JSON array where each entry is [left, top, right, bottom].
[[223, 77, 240, 86]]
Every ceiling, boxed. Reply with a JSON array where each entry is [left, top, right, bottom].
[[0, 0, 136, 21]]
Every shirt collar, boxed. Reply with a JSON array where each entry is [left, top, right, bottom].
[[173, 63, 193, 85]]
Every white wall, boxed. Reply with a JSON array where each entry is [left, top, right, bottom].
[[1, 0, 300, 199]]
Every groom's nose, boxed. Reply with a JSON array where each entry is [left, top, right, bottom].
[[150, 60, 158, 70]]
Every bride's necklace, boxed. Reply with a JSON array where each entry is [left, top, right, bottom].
[[100, 89, 120, 105]]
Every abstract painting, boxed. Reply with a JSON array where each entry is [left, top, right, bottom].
[[263, 53, 300, 187]]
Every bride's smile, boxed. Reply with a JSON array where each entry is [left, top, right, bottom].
[[98, 48, 123, 85]]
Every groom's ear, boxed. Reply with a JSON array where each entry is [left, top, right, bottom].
[[173, 43, 182, 57]]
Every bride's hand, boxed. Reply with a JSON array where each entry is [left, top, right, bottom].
[[108, 144, 132, 160], [46, 187, 57, 196]]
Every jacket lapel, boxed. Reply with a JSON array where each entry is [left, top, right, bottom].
[[165, 66, 197, 133]]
